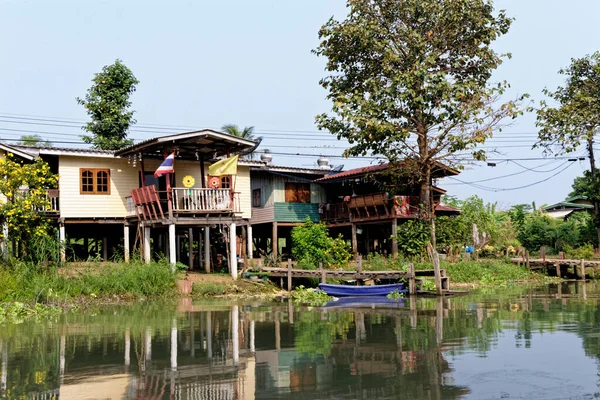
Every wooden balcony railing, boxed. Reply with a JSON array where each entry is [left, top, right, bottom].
[[129, 186, 241, 221], [321, 193, 419, 223], [171, 188, 240, 213], [17, 189, 59, 213]]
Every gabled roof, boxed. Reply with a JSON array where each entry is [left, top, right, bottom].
[[543, 201, 594, 211], [0, 143, 38, 161], [314, 162, 459, 182], [114, 129, 256, 160], [435, 203, 461, 214]]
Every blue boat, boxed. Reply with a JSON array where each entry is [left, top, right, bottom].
[[318, 283, 407, 297]]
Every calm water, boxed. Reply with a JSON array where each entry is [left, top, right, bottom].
[[3, 284, 600, 399]]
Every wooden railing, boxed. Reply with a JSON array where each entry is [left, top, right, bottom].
[[320, 202, 349, 222], [172, 187, 236, 212], [17, 189, 59, 213], [321, 194, 419, 222]]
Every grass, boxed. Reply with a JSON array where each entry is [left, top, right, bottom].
[[192, 282, 230, 296], [415, 259, 540, 285], [0, 259, 178, 303]]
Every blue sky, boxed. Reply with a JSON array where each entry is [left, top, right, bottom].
[[1, 0, 600, 208]]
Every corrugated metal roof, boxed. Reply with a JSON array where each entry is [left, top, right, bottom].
[[315, 161, 459, 182], [9, 144, 116, 158], [435, 204, 460, 213]]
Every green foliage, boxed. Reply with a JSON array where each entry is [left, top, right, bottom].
[[0, 260, 177, 302], [17, 134, 52, 147], [315, 0, 524, 220], [290, 286, 332, 306], [442, 260, 533, 284], [507, 204, 533, 231], [0, 155, 59, 262], [420, 279, 436, 291], [221, 124, 255, 140], [363, 253, 407, 271], [0, 302, 62, 324], [291, 217, 351, 268], [563, 243, 595, 260], [387, 289, 405, 301], [396, 219, 430, 257], [192, 282, 229, 297], [263, 252, 282, 268], [77, 59, 139, 150]]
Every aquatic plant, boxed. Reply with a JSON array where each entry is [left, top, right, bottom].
[[290, 286, 332, 306]]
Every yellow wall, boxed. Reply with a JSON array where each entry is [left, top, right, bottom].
[[58, 156, 252, 219]]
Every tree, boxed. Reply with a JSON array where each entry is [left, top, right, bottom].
[[221, 124, 255, 140], [17, 135, 52, 147], [535, 52, 600, 245], [77, 59, 139, 150], [0, 154, 59, 262], [314, 0, 524, 243], [568, 170, 599, 199]]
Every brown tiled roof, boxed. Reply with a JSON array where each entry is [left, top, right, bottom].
[[435, 204, 461, 213], [315, 162, 459, 182]]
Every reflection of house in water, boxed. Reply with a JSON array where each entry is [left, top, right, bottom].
[[1, 300, 470, 400]]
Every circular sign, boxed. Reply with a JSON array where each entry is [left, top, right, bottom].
[[208, 176, 221, 188], [182, 175, 195, 188]]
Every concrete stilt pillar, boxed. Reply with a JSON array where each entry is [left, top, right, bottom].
[[169, 224, 176, 270], [143, 226, 151, 264], [232, 305, 239, 365], [59, 223, 66, 263], [230, 223, 237, 280], [204, 227, 210, 273], [188, 227, 194, 270], [124, 225, 130, 263], [247, 225, 253, 259], [102, 236, 108, 261], [170, 318, 177, 371]]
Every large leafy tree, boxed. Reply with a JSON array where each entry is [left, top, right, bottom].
[[77, 59, 139, 150], [221, 124, 255, 140], [535, 53, 600, 244], [314, 0, 524, 239], [568, 169, 599, 199]]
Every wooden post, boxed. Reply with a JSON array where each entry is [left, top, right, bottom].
[[272, 222, 278, 258], [391, 218, 398, 259], [355, 256, 362, 286], [573, 262, 579, 280], [351, 223, 358, 256], [102, 236, 108, 261], [204, 227, 210, 273], [319, 262, 326, 284], [59, 223, 66, 263], [287, 258, 292, 291], [555, 262, 561, 278], [408, 263, 416, 295], [188, 227, 194, 270], [540, 246, 545, 262], [580, 259, 586, 281], [525, 249, 530, 270], [432, 251, 442, 295]]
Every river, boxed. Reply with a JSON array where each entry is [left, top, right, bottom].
[[1, 283, 600, 399]]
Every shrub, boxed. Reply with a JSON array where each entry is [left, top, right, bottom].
[[193, 282, 229, 296], [291, 218, 351, 268]]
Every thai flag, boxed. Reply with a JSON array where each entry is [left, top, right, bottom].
[[154, 152, 175, 178]]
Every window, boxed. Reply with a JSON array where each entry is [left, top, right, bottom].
[[80, 168, 110, 194], [252, 188, 261, 207], [285, 183, 310, 203], [221, 176, 231, 189]]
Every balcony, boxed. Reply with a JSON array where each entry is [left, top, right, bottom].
[[17, 189, 59, 214], [321, 193, 419, 223], [129, 186, 240, 221]]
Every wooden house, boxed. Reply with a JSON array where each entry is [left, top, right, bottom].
[[249, 162, 329, 259], [0, 129, 257, 278], [315, 163, 460, 258]]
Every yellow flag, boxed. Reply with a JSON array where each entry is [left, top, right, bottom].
[[208, 155, 239, 176]]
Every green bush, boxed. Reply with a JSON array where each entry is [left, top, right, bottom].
[[443, 260, 532, 283], [564, 244, 595, 260], [291, 218, 351, 268], [193, 282, 229, 296]]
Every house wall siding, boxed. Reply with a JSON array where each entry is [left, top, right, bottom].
[[59, 156, 252, 219], [274, 202, 320, 223], [251, 205, 275, 225], [59, 156, 137, 218]]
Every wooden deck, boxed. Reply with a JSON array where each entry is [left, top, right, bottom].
[[510, 257, 599, 279], [260, 258, 451, 295]]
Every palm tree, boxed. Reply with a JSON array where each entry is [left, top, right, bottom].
[[221, 124, 255, 140]]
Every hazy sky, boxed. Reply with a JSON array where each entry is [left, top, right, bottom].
[[2, 0, 600, 208]]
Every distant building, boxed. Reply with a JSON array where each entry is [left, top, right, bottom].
[[543, 196, 593, 219]]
